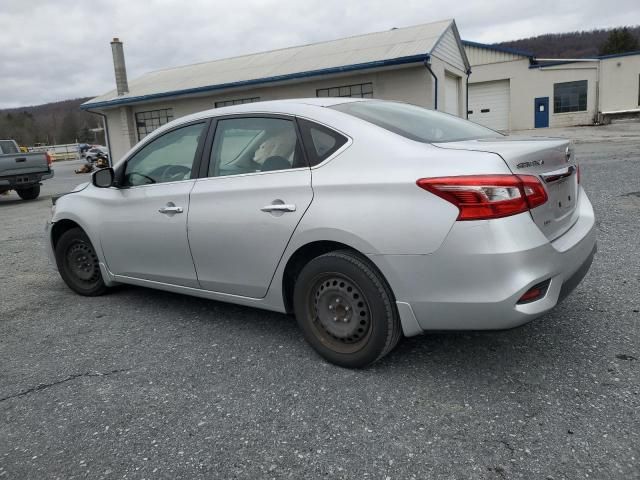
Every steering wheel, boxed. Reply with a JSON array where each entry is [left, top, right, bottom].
[[149, 164, 192, 182]]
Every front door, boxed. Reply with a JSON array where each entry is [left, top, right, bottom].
[[535, 97, 549, 128], [187, 116, 313, 298], [99, 121, 208, 287]]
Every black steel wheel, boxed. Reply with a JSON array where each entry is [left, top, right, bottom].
[[55, 227, 107, 296], [293, 250, 402, 368]]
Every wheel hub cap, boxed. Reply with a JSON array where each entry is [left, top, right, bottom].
[[313, 276, 370, 344], [67, 243, 99, 282]]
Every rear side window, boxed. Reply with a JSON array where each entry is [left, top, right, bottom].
[[298, 119, 348, 166], [0, 140, 19, 154], [331, 101, 501, 143]]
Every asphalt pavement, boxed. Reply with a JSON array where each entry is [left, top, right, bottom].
[[1, 125, 639, 479]]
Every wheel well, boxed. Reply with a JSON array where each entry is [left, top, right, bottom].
[[51, 219, 83, 249], [282, 241, 360, 313]]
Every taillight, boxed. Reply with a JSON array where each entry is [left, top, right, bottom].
[[576, 164, 580, 184], [45, 152, 53, 167], [417, 174, 548, 221]]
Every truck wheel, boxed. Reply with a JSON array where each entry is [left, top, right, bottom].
[[293, 250, 402, 368], [17, 185, 40, 200], [55, 227, 107, 296]]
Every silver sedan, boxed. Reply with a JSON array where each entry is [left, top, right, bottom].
[[46, 99, 596, 368]]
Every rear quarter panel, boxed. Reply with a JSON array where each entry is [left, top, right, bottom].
[[294, 126, 513, 255]]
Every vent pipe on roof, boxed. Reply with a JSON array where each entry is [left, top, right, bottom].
[[110, 37, 129, 96]]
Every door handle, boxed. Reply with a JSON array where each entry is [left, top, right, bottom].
[[260, 204, 296, 213], [158, 203, 184, 214]]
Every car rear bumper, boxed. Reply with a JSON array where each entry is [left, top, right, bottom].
[[369, 187, 596, 335], [0, 169, 54, 187]]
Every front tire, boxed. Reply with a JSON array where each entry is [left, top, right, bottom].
[[293, 250, 402, 368], [17, 185, 40, 200], [55, 227, 107, 296]]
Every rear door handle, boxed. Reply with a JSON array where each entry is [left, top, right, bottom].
[[158, 202, 184, 214], [260, 204, 296, 212]]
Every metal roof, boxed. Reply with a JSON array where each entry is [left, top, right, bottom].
[[83, 19, 461, 110], [462, 40, 534, 59]]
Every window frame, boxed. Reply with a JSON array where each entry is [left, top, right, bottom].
[[198, 113, 310, 179], [134, 108, 175, 141], [553, 80, 588, 114], [317, 82, 373, 99], [115, 119, 211, 189], [214, 97, 261, 108]]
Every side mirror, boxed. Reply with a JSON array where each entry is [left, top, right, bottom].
[[92, 167, 115, 188]]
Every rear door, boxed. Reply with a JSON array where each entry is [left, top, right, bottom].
[[187, 115, 313, 298]]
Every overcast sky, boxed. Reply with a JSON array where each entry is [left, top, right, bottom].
[[1, 0, 638, 108]]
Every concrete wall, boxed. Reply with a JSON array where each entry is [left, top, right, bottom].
[[599, 55, 640, 112], [101, 65, 437, 161], [430, 54, 467, 118], [469, 59, 598, 130]]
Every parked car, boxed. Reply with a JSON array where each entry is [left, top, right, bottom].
[[84, 146, 109, 163], [0, 139, 54, 200], [46, 99, 596, 368]]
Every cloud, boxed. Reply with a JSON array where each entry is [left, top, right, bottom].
[[0, 0, 638, 108]]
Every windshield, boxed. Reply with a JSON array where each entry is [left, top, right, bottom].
[[331, 101, 502, 143]]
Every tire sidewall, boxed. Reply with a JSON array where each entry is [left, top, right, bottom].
[[17, 185, 40, 200], [293, 252, 396, 368]]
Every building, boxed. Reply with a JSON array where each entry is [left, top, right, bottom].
[[83, 19, 470, 161], [464, 41, 640, 131]]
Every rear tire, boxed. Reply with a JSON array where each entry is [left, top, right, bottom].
[[17, 185, 40, 200], [55, 227, 107, 296], [293, 250, 402, 368]]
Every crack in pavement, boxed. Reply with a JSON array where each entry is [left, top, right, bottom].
[[0, 368, 131, 403]]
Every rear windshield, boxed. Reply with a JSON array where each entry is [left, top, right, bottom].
[[0, 140, 19, 154], [331, 101, 502, 143]]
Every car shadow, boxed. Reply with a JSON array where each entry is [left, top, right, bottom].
[[108, 283, 584, 381]]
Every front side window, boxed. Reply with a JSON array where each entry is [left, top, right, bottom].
[[135, 108, 174, 140], [331, 101, 501, 143], [208, 117, 304, 177], [123, 122, 206, 187], [553, 81, 588, 113]]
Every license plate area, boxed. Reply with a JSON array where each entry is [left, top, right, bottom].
[[548, 177, 576, 215]]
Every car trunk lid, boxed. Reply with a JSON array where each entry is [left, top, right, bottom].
[[434, 136, 579, 241]]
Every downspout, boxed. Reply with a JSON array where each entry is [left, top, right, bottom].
[[85, 109, 112, 167], [465, 68, 472, 119], [424, 55, 438, 110]]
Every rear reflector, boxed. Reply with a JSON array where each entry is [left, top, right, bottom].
[[517, 280, 551, 304], [417, 174, 548, 221]]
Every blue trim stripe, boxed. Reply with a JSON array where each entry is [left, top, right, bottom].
[[81, 54, 429, 110], [596, 49, 640, 60], [462, 40, 534, 58]]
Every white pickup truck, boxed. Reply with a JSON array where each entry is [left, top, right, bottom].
[[0, 140, 54, 200]]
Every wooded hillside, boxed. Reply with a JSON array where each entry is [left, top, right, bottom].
[[0, 98, 102, 147], [495, 26, 640, 58]]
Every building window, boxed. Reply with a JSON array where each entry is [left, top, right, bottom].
[[553, 81, 587, 113], [215, 97, 260, 108], [135, 108, 174, 140], [317, 82, 373, 99]]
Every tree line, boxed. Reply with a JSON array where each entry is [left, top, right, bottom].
[[0, 97, 104, 147], [495, 26, 640, 58]]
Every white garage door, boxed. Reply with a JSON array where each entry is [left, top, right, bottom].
[[444, 74, 460, 116], [468, 80, 510, 131]]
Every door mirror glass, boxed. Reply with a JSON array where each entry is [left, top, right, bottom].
[[92, 167, 115, 188]]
